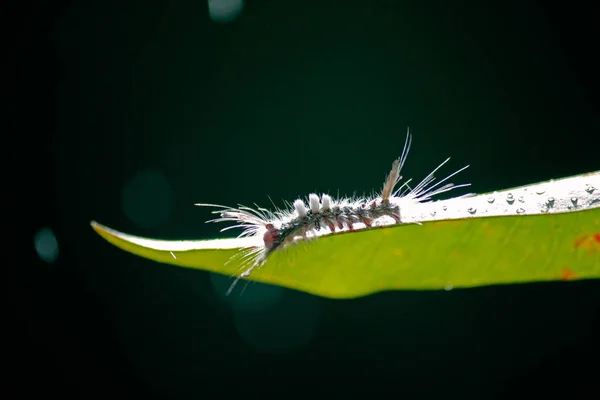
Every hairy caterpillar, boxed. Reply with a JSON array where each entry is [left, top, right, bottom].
[[196, 130, 470, 294]]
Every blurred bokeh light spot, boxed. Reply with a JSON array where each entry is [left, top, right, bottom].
[[210, 272, 284, 312], [234, 292, 321, 354], [208, 0, 244, 23], [121, 169, 173, 228], [34, 227, 59, 263]]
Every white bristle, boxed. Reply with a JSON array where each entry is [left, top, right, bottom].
[[321, 194, 331, 210], [309, 193, 320, 214], [294, 199, 307, 217]]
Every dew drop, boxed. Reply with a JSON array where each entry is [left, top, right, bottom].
[[585, 184, 596, 194], [430, 211, 437, 217], [442, 205, 447, 211], [571, 197, 578, 206], [467, 207, 477, 214], [536, 189, 545, 195], [445, 285, 453, 291], [516, 208, 525, 214], [547, 197, 555, 207], [518, 196, 525, 203], [506, 193, 515, 204], [487, 197, 495, 204]]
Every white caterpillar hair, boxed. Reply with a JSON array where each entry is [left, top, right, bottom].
[[196, 129, 470, 294]]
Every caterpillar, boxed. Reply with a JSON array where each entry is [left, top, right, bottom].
[[196, 129, 470, 294]]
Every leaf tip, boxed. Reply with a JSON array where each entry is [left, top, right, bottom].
[[90, 220, 104, 234], [90, 220, 118, 243]]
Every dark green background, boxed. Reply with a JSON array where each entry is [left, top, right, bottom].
[[10, 0, 599, 398]]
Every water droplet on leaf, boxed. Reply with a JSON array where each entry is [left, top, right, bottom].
[[585, 184, 596, 194]]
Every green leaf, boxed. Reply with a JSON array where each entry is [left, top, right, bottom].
[[92, 172, 600, 299]]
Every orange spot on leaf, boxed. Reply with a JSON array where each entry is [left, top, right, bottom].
[[574, 236, 587, 248], [561, 267, 576, 281], [573, 234, 600, 255]]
